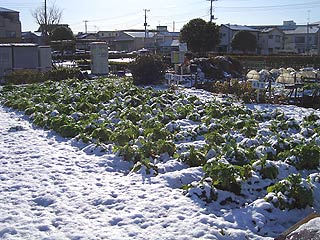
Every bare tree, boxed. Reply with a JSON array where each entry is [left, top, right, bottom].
[[32, 1, 63, 35]]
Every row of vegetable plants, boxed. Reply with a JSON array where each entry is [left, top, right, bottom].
[[0, 77, 319, 211]]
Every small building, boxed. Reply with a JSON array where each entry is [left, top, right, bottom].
[[113, 31, 155, 52], [0, 7, 21, 43]]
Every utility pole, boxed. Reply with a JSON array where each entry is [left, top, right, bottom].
[[143, 9, 150, 48], [44, 0, 47, 35], [143, 9, 150, 40], [306, 10, 310, 54], [84, 20, 89, 33], [207, 0, 218, 22]]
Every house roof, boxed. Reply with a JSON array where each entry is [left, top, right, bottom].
[[159, 39, 180, 47], [0, 7, 18, 13], [0, 43, 38, 47], [283, 25, 320, 35], [260, 28, 276, 33], [125, 31, 156, 38], [76, 33, 97, 40], [259, 27, 284, 34], [222, 24, 260, 32], [157, 32, 180, 37], [114, 31, 156, 42]]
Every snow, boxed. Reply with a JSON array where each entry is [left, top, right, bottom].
[[286, 217, 320, 240], [1, 87, 320, 239]]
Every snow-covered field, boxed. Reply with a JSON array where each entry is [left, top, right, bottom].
[[1, 85, 320, 240]]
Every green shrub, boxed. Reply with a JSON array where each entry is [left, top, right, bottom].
[[129, 54, 166, 85], [4, 67, 82, 85], [284, 143, 320, 170], [91, 127, 113, 143], [203, 161, 251, 195], [179, 146, 206, 167], [252, 159, 279, 179], [115, 144, 142, 162], [266, 174, 313, 209], [205, 131, 225, 146], [131, 158, 159, 175], [45, 67, 82, 81], [4, 69, 44, 85]]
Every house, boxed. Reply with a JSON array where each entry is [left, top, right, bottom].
[[0, 7, 21, 43], [154, 26, 180, 54], [219, 24, 260, 53], [282, 24, 320, 54], [258, 28, 285, 55], [250, 21, 320, 55], [75, 32, 99, 51], [21, 31, 43, 45], [97, 31, 120, 50], [113, 31, 155, 52], [219, 21, 320, 55]]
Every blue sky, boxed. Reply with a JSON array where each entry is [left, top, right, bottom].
[[1, 0, 320, 33]]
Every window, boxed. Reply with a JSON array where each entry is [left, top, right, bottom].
[[275, 35, 280, 43], [268, 35, 273, 39], [295, 36, 305, 43], [0, 16, 4, 27], [6, 31, 16, 38]]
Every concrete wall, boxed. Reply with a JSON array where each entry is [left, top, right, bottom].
[[0, 44, 52, 80]]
